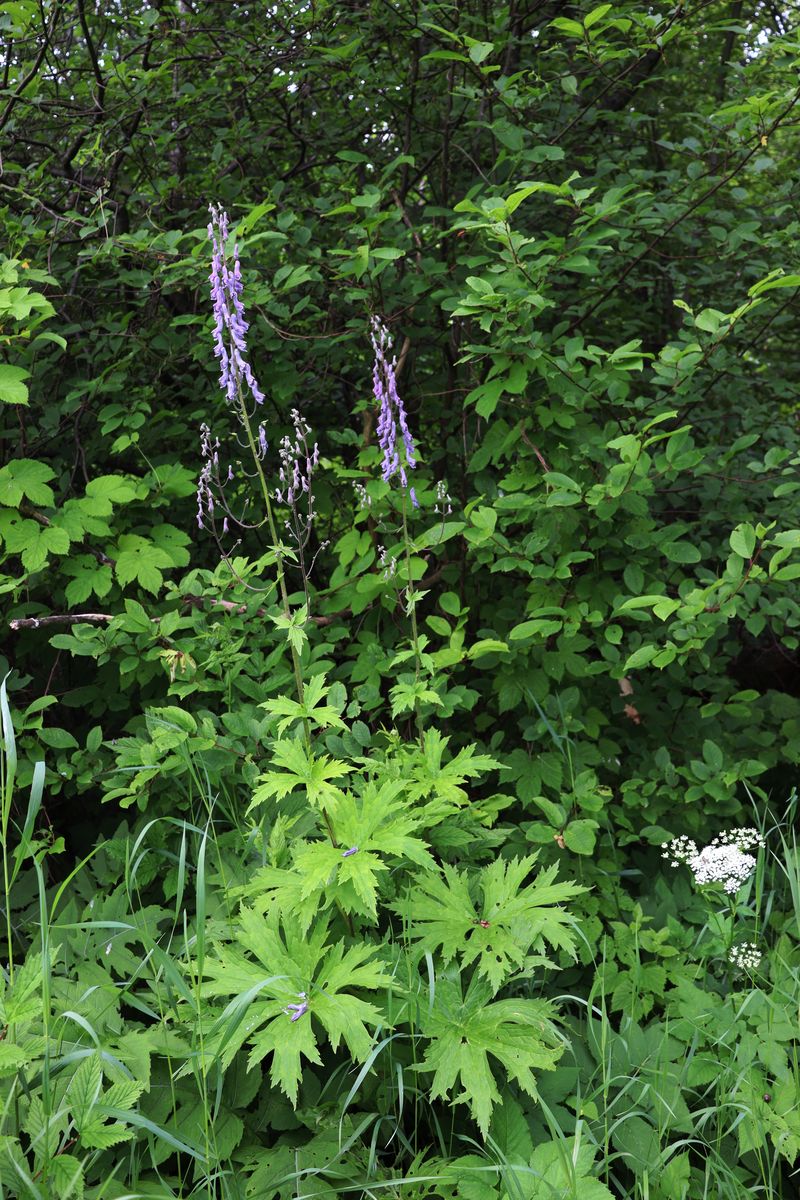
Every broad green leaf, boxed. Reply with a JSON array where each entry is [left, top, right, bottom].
[[115, 534, 174, 593], [467, 40, 494, 64], [584, 3, 612, 26], [730, 523, 756, 558], [563, 819, 599, 855], [661, 540, 701, 564], [509, 619, 563, 642], [0, 459, 55, 507], [0, 364, 30, 405]]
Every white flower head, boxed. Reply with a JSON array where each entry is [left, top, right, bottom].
[[729, 941, 761, 970], [690, 844, 757, 894], [662, 828, 764, 894]]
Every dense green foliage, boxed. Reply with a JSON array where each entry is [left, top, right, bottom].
[[1, 1, 799, 1197]]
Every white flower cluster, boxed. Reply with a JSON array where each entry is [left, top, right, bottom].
[[729, 941, 762, 970], [378, 545, 397, 580], [691, 845, 757, 893], [662, 828, 765, 895]]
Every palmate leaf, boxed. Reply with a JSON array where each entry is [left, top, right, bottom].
[[401, 853, 585, 992], [247, 737, 351, 816], [114, 533, 175, 594], [3, 518, 71, 570], [403, 728, 501, 816], [201, 912, 390, 1104], [418, 970, 563, 1136], [261, 674, 347, 735], [293, 841, 387, 924], [0, 458, 55, 507], [290, 779, 435, 923]]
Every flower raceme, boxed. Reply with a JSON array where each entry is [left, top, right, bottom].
[[208, 204, 265, 408], [370, 316, 418, 508], [663, 828, 765, 895]]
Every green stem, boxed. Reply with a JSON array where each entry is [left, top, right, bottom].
[[400, 496, 424, 746], [236, 385, 342, 849]]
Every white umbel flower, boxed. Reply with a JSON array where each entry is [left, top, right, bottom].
[[729, 941, 761, 970], [690, 844, 757, 894], [662, 828, 764, 894]]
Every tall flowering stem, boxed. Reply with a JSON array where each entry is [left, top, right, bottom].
[[663, 828, 766, 976], [205, 207, 340, 854], [370, 317, 424, 742], [206, 207, 282, 556]]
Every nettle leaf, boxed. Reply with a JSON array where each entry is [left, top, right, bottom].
[[402, 853, 584, 992], [248, 738, 351, 815], [68, 1053, 104, 1128], [0, 1044, 29, 1077], [201, 913, 390, 1104], [78, 1120, 134, 1151], [48, 1153, 84, 1200], [418, 970, 563, 1135], [25, 1095, 67, 1163], [0, 458, 56, 507], [0, 949, 49, 1025], [101, 1079, 145, 1112], [115, 534, 174, 593]]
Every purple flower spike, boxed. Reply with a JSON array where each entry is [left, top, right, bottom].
[[208, 204, 265, 409], [370, 317, 419, 507]]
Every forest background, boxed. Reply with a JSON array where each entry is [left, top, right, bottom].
[[1, 1, 800, 1198]]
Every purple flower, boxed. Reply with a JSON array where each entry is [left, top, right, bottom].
[[342, 846, 359, 858], [370, 317, 418, 507], [285, 992, 309, 1021], [208, 205, 265, 408]]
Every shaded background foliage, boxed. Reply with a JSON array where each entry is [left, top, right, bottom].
[[3, 0, 799, 837]]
